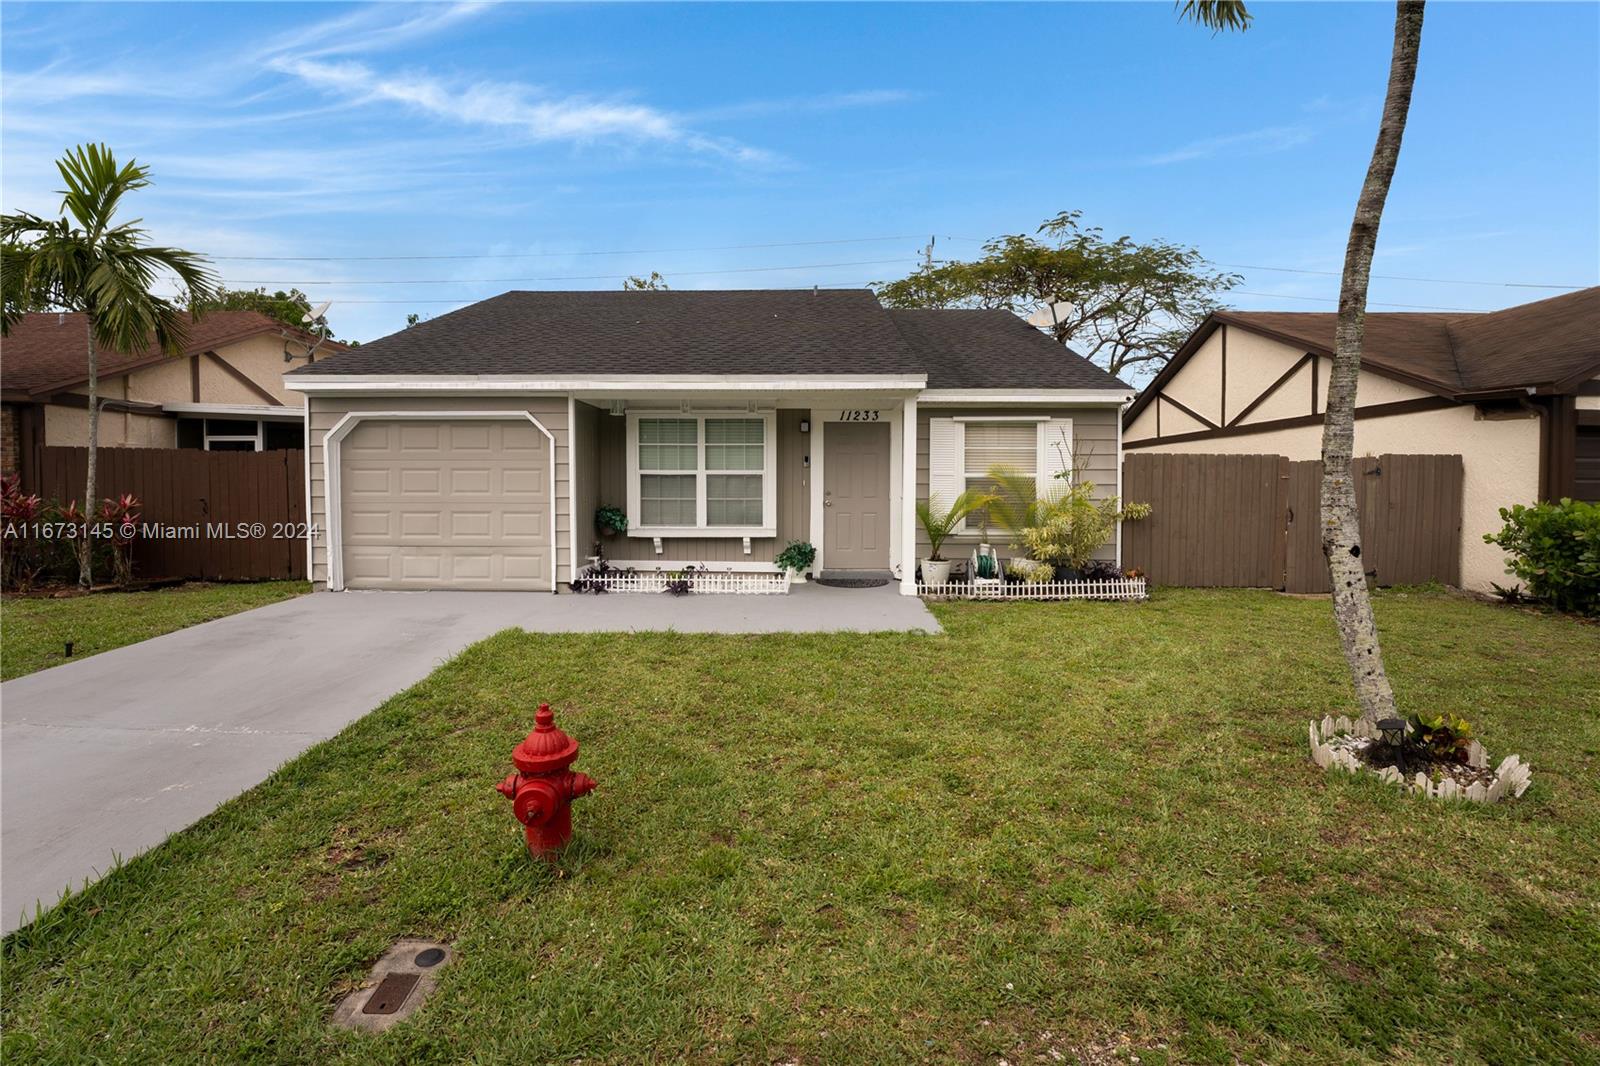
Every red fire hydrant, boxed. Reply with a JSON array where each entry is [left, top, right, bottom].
[[496, 703, 597, 859]]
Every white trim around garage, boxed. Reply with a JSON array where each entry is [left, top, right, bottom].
[[320, 409, 559, 593]]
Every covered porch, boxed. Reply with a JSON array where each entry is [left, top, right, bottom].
[[567, 383, 923, 594]]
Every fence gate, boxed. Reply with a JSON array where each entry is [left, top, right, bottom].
[[1123, 452, 1462, 592], [36, 446, 306, 581]]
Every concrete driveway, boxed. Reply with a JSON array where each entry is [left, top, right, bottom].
[[2, 585, 936, 932]]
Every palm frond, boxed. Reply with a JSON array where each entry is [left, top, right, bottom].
[[1176, 0, 1252, 33]]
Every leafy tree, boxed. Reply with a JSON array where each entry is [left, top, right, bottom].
[[1, 144, 215, 588], [874, 211, 1239, 379], [1182, 0, 1425, 724], [623, 271, 669, 291], [192, 286, 313, 331]]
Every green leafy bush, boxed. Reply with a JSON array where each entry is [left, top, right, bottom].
[[775, 540, 816, 573], [1407, 711, 1475, 765], [595, 505, 628, 534], [1483, 498, 1600, 615]]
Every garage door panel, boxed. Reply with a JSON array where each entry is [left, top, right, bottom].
[[339, 418, 551, 590]]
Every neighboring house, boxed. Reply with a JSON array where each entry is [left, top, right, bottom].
[[283, 288, 1133, 594], [1123, 287, 1600, 593], [1, 310, 338, 486]]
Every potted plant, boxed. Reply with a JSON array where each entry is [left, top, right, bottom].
[[595, 505, 628, 538], [916, 488, 995, 586], [775, 540, 816, 584]]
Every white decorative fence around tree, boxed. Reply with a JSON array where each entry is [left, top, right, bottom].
[[917, 578, 1148, 602]]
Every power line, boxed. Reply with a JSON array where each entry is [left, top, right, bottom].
[[223, 258, 912, 286], [1218, 262, 1586, 291], [1231, 290, 1484, 312], [209, 235, 926, 262]]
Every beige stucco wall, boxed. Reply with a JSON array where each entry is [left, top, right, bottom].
[[42, 334, 305, 449], [1128, 403, 1540, 593], [306, 395, 570, 587], [1125, 326, 1432, 444], [917, 404, 1123, 563]]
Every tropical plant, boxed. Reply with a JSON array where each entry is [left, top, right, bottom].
[[1407, 711, 1475, 765], [595, 505, 628, 534], [1, 144, 216, 588], [775, 540, 816, 573], [97, 492, 142, 586], [1182, 0, 1425, 725], [1005, 557, 1053, 584], [874, 211, 1239, 379], [1015, 481, 1152, 571], [1484, 498, 1600, 615], [916, 488, 997, 562]]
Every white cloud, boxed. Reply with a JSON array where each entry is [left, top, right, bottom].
[[273, 57, 776, 164], [258, 2, 491, 61], [1137, 125, 1313, 166], [689, 89, 920, 122]]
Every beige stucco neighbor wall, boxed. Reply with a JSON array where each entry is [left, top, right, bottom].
[[41, 334, 306, 450], [1129, 404, 1540, 593], [916, 405, 1123, 563], [1124, 327, 1432, 443], [306, 395, 570, 587]]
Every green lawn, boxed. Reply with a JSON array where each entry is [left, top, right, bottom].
[[2, 589, 1597, 1064], [0, 581, 310, 680]]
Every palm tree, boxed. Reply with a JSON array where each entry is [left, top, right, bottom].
[[1181, 2, 1425, 723], [2, 144, 215, 588]]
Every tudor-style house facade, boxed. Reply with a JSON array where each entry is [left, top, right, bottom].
[[285, 289, 1135, 595], [1, 310, 338, 488], [1123, 287, 1600, 592]]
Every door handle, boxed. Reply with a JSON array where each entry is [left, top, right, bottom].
[[824, 499, 833, 507]]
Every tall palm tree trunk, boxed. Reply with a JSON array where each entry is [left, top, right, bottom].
[[81, 321, 97, 589], [1320, 0, 1424, 723]]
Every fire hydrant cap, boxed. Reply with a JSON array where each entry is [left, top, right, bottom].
[[510, 703, 580, 774]]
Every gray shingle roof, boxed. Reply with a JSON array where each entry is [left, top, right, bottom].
[[887, 308, 1130, 390], [291, 289, 1130, 392]]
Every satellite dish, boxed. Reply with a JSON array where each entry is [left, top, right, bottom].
[[303, 300, 332, 324]]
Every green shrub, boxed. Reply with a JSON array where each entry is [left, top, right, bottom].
[[1483, 498, 1600, 615], [1407, 711, 1476, 765], [775, 540, 816, 573]]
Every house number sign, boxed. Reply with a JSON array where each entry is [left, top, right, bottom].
[[836, 409, 883, 422]]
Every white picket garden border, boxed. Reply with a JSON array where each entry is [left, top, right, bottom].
[[1307, 715, 1532, 803], [574, 566, 792, 595], [918, 577, 1148, 602]]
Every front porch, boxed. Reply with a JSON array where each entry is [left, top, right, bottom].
[[569, 389, 921, 593]]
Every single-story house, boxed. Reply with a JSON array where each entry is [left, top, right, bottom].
[[1122, 287, 1600, 592], [283, 288, 1134, 594], [2, 310, 338, 486]]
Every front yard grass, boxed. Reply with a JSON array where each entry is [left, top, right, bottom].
[[2, 589, 1596, 1063], [0, 580, 309, 680]]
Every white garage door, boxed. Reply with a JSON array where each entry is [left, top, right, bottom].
[[339, 419, 552, 590]]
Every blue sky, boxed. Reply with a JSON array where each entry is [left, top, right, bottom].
[[3, 1, 1596, 347]]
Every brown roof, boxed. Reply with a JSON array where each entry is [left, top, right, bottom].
[[292, 289, 1128, 390], [1125, 287, 1600, 425], [1, 310, 331, 396]]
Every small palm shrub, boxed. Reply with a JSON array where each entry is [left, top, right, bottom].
[[916, 488, 997, 562]]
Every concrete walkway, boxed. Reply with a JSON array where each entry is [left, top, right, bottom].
[[1, 585, 936, 932]]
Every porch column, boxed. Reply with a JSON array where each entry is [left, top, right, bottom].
[[900, 396, 918, 595]]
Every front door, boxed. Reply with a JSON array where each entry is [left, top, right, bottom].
[[823, 421, 891, 569]]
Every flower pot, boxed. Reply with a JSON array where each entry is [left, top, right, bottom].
[[599, 525, 618, 538], [1054, 564, 1084, 582], [788, 567, 807, 585], [922, 558, 952, 586]]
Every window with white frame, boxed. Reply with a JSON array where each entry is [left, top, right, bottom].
[[928, 415, 1074, 534], [628, 413, 776, 534]]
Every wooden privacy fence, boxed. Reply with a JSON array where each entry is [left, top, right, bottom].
[[1123, 452, 1462, 593], [36, 447, 306, 581]]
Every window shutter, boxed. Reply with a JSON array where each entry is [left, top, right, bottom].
[[928, 417, 966, 532], [1036, 417, 1074, 498]]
